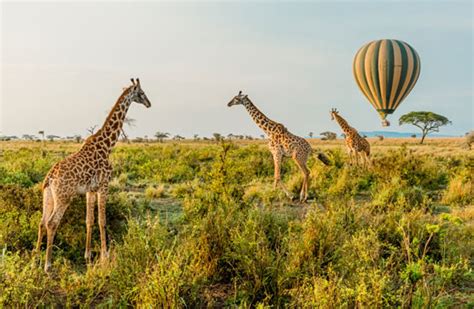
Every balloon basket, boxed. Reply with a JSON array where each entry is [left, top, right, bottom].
[[381, 119, 390, 127]]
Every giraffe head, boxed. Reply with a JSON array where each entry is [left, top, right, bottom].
[[330, 108, 339, 120], [128, 78, 151, 108], [227, 90, 248, 107]]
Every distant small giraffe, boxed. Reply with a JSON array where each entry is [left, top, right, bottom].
[[228, 91, 330, 202], [330, 108, 371, 166], [36, 78, 151, 272]]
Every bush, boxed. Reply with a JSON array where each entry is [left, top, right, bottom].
[[0, 141, 472, 307], [442, 170, 473, 206]]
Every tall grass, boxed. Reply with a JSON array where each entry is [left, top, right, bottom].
[[0, 140, 472, 306]]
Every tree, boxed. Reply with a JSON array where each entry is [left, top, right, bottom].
[[22, 134, 36, 140], [154, 132, 170, 143], [121, 117, 136, 143], [173, 135, 185, 141], [376, 135, 384, 141], [309, 132, 314, 138], [399, 111, 451, 144], [466, 131, 474, 149], [213, 133, 223, 141], [46, 135, 60, 141], [320, 131, 337, 141], [86, 125, 98, 135], [38, 130, 45, 141], [193, 134, 200, 141]]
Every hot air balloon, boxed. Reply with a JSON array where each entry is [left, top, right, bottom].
[[353, 39, 421, 126]]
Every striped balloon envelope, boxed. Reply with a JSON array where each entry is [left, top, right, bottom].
[[353, 39, 421, 126]]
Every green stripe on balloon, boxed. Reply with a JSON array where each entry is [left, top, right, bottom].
[[385, 40, 394, 109], [394, 44, 420, 110], [391, 40, 409, 109], [356, 44, 377, 105]]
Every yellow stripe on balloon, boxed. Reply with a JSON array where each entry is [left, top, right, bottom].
[[388, 40, 403, 110], [378, 40, 388, 109], [364, 42, 381, 110], [353, 43, 377, 106]]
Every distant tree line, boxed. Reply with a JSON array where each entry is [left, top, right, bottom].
[[1, 111, 455, 145]]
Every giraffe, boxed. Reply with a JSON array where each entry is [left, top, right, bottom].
[[330, 108, 371, 166], [35, 78, 151, 272], [228, 91, 330, 202]]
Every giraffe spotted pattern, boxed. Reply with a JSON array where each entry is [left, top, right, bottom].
[[228, 91, 329, 202], [330, 108, 371, 167], [36, 78, 152, 272]]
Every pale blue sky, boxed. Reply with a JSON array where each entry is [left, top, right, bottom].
[[1, 1, 472, 138]]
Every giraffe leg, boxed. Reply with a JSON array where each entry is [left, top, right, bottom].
[[363, 151, 372, 168], [361, 152, 367, 167], [293, 154, 310, 202], [354, 150, 360, 166], [85, 192, 96, 264], [97, 187, 109, 263], [45, 195, 69, 272], [358, 152, 365, 167], [347, 148, 355, 165], [35, 187, 54, 253], [270, 146, 292, 198]]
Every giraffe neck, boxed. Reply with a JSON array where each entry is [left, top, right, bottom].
[[242, 98, 281, 136], [87, 87, 133, 154], [334, 114, 355, 135]]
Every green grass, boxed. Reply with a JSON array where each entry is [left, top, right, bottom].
[[0, 140, 473, 307]]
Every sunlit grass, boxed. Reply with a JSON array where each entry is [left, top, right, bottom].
[[0, 139, 472, 307]]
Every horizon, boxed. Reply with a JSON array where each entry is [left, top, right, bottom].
[[0, 130, 465, 141], [1, 1, 472, 138]]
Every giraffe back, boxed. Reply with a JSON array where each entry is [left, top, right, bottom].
[[43, 142, 112, 195]]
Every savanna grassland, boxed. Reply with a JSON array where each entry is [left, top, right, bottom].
[[0, 138, 472, 308]]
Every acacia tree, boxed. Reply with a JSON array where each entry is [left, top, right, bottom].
[[399, 111, 451, 144], [121, 117, 136, 143], [38, 130, 45, 141], [46, 135, 61, 141], [86, 125, 97, 135], [320, 131, 337, 141], [173, 135, 185, 141], [154, 131, 170, 143], [22, 134, 35, 141]]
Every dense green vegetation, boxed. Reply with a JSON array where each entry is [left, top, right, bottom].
[[0, 140, 472, 307]]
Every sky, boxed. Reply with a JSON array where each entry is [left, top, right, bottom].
[[1, 1, 472, 138]]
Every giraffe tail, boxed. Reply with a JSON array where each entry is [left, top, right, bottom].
[[42, 171, 52, 190], [315, 151, 331, 166]]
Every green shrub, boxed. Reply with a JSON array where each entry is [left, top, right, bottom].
[[0, 141, 472, 307]]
